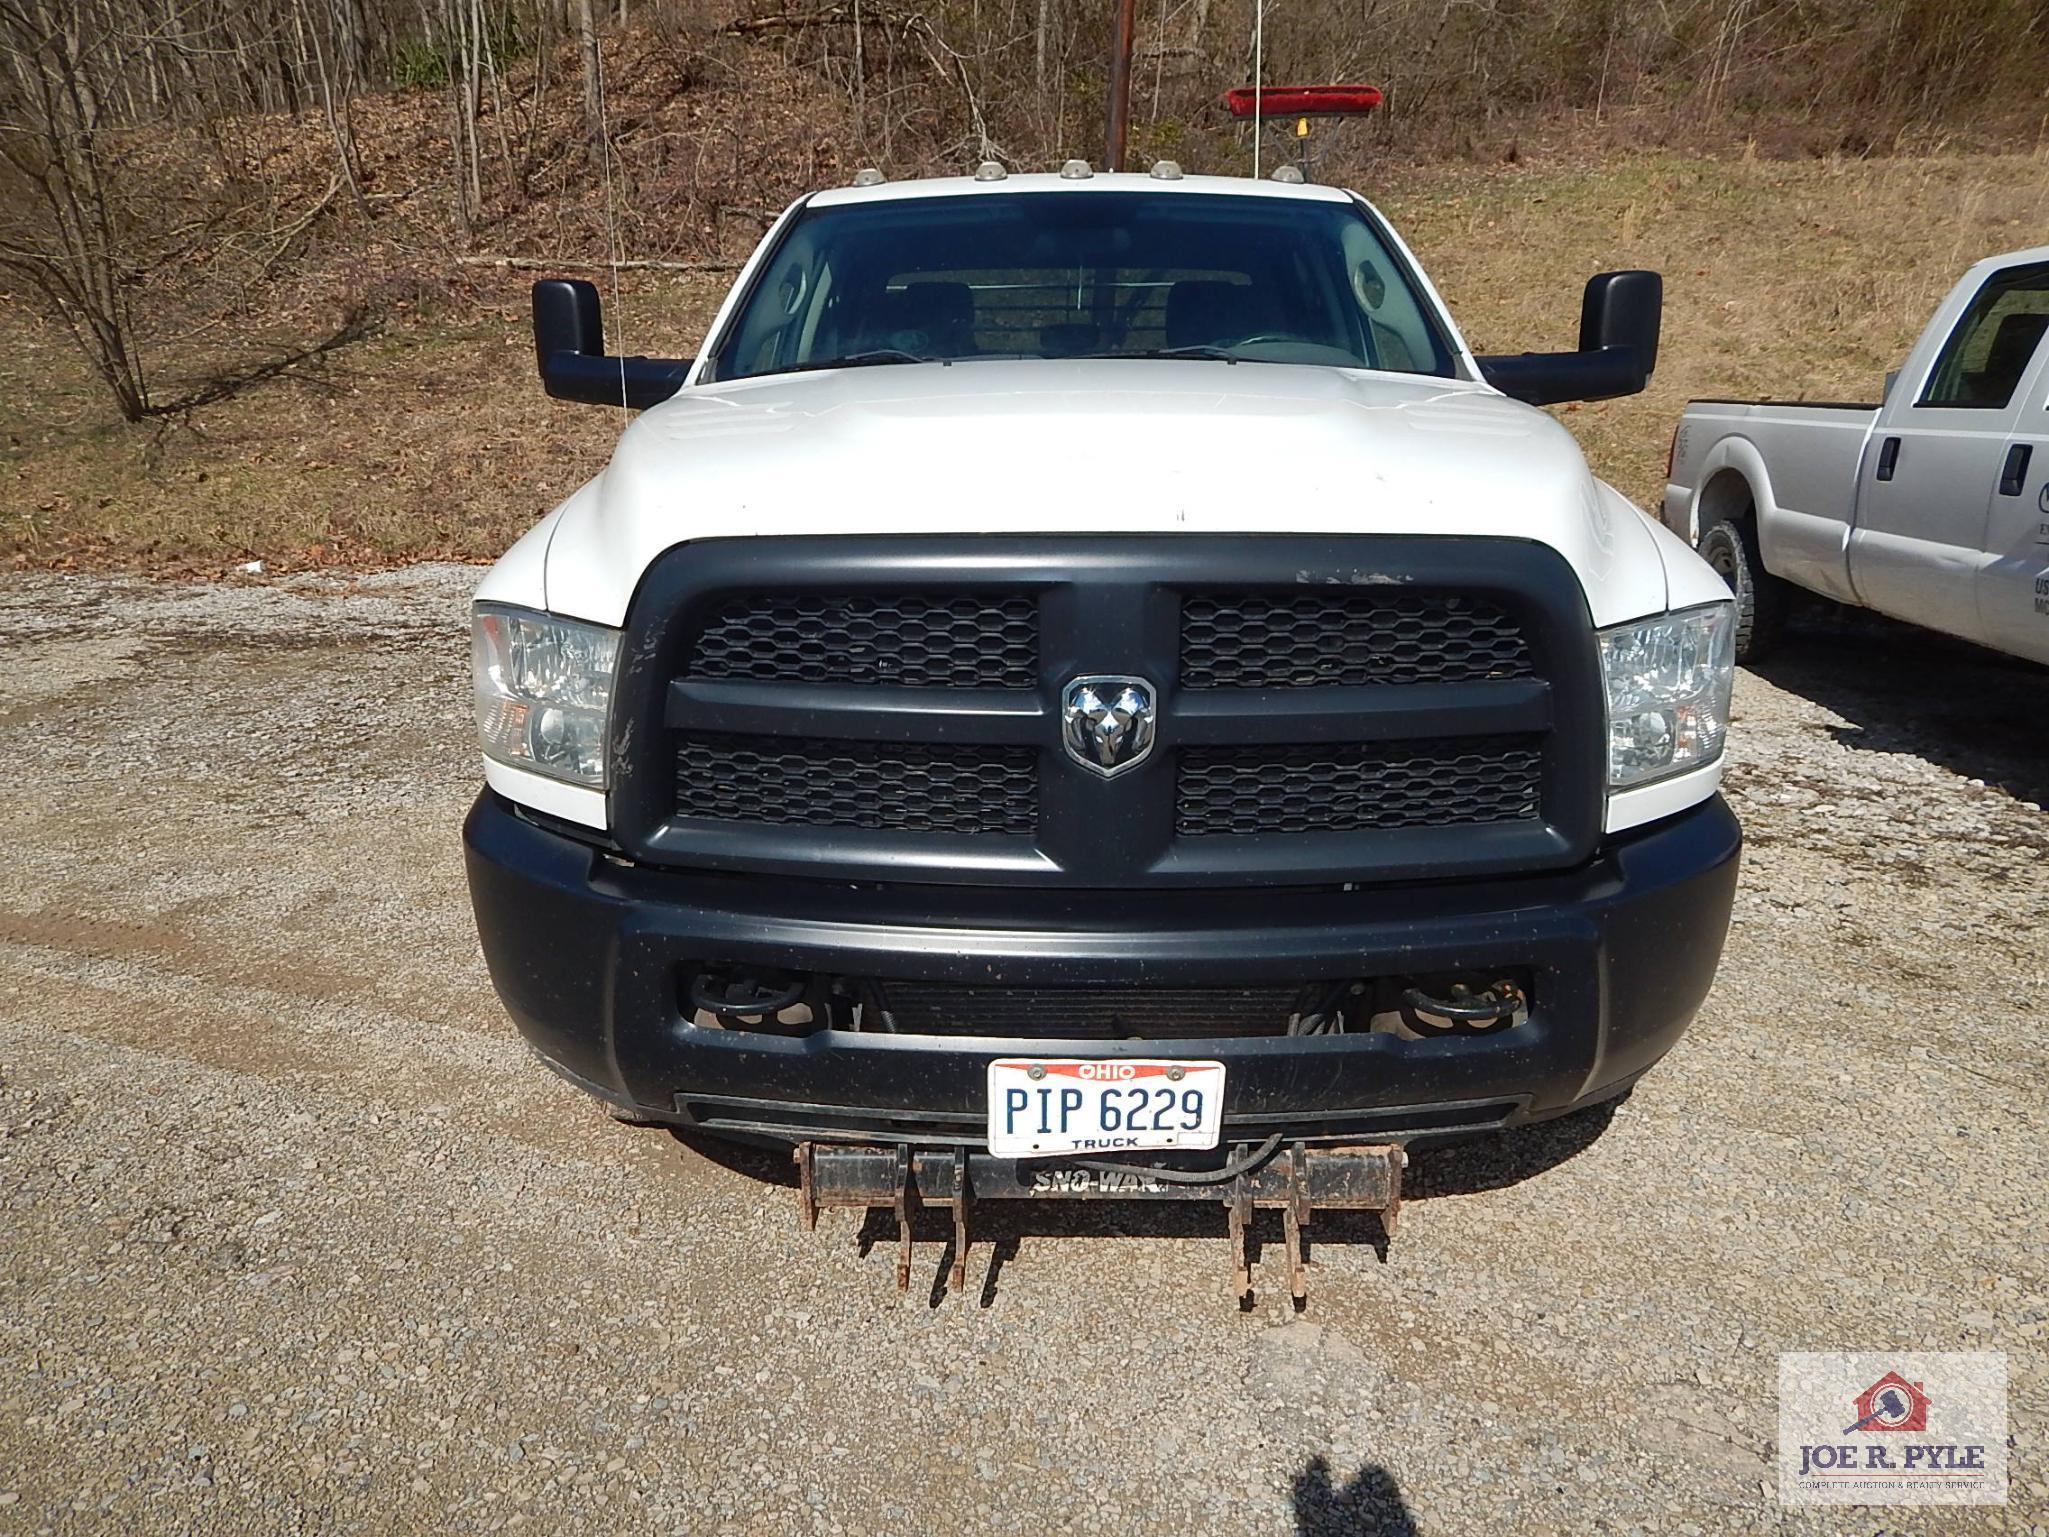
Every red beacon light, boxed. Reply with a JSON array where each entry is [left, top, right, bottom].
[[1223, 83, 1383, 119]]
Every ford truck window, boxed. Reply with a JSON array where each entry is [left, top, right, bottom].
[[708, 191, 1457, 382], [1920, 260, 2049, 409]]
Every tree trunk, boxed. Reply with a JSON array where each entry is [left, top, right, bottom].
[[475, 0, 516, 183], [853, 0, 865, 144], [462, 0, 483, 209], [443, 0, 474, 236], [1035, 0, 1050, 108], [300, 0, 369, 214], [577, 0, 605, 171]]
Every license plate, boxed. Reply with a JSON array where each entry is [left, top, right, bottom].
[[985, 1058, 1225, 1159]]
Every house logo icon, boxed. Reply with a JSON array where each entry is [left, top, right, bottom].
[[1844, 1371, 1930, 1433]]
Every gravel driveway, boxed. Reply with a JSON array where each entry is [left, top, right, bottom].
[[0, 567, 2041, 1535]]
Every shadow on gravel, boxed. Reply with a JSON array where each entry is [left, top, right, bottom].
[[668, 1103, 1619, 1308], [1403, 1097, 1620, 1200], [1292, 1456, 1419, 1537], [1750, 606, 2049, 805]]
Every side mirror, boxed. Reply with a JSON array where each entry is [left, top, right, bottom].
[[1476, 270, 1662, 407], [532, 278, 693, 409]]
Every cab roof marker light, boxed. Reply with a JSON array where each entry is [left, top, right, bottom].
[[1060, 159, 1093, 180], [850, 167, 886, 187], [1149, 160, 1184, 180], [1270, 164, 1306, 184], [973, 160, 1007, 182]]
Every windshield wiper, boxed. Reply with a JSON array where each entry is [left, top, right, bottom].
[[1071, 345, 1240, 363], [784, 349, 942, 374]]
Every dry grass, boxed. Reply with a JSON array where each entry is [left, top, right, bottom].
[[0, 272, 730, 573], [1382, 149, 2049, 507], [7, 149, 2049, 572]]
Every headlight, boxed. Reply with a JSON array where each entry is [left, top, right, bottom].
[[1598, 602, 1735, 790], [472, 603, 620, 788]]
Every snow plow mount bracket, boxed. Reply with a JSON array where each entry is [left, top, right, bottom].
[[791, 1140, 1406, 1307]]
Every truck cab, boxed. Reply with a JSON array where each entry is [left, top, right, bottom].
[[1665, 244, 2049, 663], [463, 166, 1740, 1179]]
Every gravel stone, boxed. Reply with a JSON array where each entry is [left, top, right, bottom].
[[0, 570, 2041, 1533]]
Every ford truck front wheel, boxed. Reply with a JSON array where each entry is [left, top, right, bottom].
[[1699, 512, 1787, 662]]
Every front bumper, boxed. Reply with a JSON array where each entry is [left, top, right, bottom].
[[463, 791, 1740, 1147]]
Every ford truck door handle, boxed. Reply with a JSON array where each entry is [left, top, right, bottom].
[[1876, 436, 1901, 481], [1999, 442, 2032, 496]]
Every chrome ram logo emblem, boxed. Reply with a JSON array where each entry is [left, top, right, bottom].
[[1060, 675, 1158, 778]]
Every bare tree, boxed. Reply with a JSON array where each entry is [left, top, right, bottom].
[[0, 0, 153, 418], [297, 0, 370, 213], [0, 0, 375, 421], [576, 0, 604, 169]]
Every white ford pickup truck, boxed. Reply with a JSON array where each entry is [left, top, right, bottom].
[[461, 164, 1740, 1262], [1664, 244, 2049, 664]]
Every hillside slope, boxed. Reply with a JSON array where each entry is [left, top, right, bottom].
[[7, 149, 2049, 571]]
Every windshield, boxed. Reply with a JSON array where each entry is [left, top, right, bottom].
[[707, 191, 1458, 383]]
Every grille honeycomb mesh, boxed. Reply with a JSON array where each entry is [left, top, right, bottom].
[[1180, 592, 1533, 688], [689, 593, 1037, 688], [675, 735, 1036, 835], [1177, 736, 1543, 836]]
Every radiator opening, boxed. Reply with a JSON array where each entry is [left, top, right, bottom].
[[678, 970, 1535, 1042]]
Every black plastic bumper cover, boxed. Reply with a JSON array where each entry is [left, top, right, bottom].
[[463, 791, 1740, 1145]]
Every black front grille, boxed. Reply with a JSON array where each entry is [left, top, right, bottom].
[[1180, 592, 1533, 688], [878, 982, 1314, 1039], [688, 593, 1037, 688], [675, 735, 1036, 834], [1177, 736, 1543, 836], [613, 537, 1603, 887]]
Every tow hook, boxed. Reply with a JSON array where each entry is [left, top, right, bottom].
[[687, 970, 806, 1024], [1398, 979, 1525, 1035], [792, 1140, 1406, 1307]]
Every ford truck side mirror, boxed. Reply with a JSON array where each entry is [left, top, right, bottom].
[[533, 278, 692, 409], [1477, 270, 1662, 407]]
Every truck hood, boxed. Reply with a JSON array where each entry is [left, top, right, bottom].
[[541, 359, 1669, 627]]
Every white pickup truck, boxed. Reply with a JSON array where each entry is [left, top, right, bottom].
[[1664, 243, 2049, 664], [461, 163, 1741, 1273]]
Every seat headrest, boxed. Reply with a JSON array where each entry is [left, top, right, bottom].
[[866, 281, 975, 357], [1982, 310, 2049, 384], [1165, 280, 1268, 350], [897, 281, 974, 331]]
